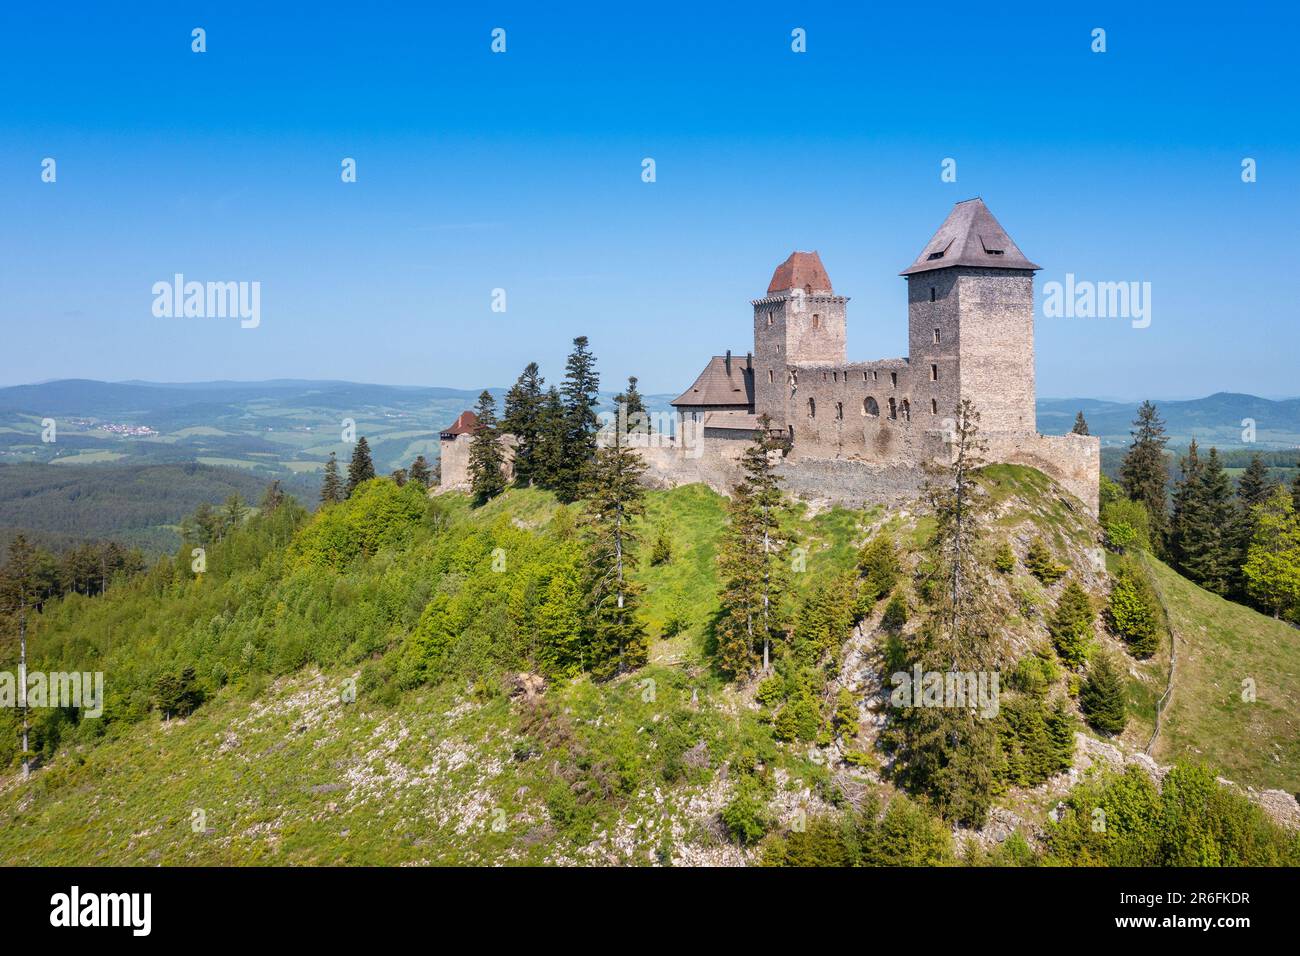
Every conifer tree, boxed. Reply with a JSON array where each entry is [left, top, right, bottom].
[[1025, 537, 1067, 584], [346, 437, 376, 497], [1080, 654, 1127, 735], [887, 400, 1006, 827], [1049, 579, 1095, 668], [1236, 454, 1275, 510], [1119, 400, 1170, 550], [408, 455, 431, 488], [1172, 444, 1238, 594], [259, 479, 286, 513], [1193, 448, 1238, 594], [1169, 440, 1205, 570], [534, 386, 567, 489], [580, 426, 649, 678], [320, 452, 344, 505], [1071, 411, 1090, 436], [467, 390, 506, 506], [715, 415, 789, 679], [390, 468, 408, 486], [613, 375, 648, 434], [556, 336, 601, 503], [502, 362, 545, 486]]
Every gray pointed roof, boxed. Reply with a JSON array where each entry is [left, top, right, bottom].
[[900, 198, 1040, 276]]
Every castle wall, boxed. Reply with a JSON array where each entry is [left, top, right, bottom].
[[982, 431, 1100, 514], [436, 434, 515, 493], [774, 358, 947, 463], [438, 434, 473, 491]]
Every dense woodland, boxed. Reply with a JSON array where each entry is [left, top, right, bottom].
[[1, 345, 1298, 866]]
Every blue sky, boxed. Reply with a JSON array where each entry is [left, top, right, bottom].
[[1, 2, 1297, 399]]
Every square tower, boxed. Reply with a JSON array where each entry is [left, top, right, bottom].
[[752, 251, 848, 424], [901, 199, 1039, 435]]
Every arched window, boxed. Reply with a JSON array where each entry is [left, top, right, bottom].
[[835, 402, 843, 420], [767, 312, 774, 326], [900, 399, 911, 422], [863, 397, 879, 417], [930, 398, 938, 415], [888, 397, 897, 420], [808, 397, 816, 418], [812, 314, 821, 329]]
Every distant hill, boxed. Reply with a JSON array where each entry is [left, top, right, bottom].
[[0, 379, 680, 479], [1038, 393, 1300, 449]]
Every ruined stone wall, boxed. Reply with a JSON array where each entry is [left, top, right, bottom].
[[438, 434, 472, 491], [436, 434, 515, 493], [636, 426, 1098, 517], [982, 431, 1100, 514]]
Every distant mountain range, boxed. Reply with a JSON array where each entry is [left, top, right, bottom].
[[0, 380, 1296, 559], [1037, 393, 1300, 449]]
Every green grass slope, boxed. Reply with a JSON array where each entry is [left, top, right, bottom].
[[1148, 559, 1300, 793]]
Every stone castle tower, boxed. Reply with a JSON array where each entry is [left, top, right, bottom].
[[900, 198, 1039, 436], [665, 198, 1100, 512]]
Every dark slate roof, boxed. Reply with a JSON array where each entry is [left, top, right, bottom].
[[671, 354, 755, 408], [440, 410, 479, 436], [900, 199, 1040, 276], [768, 251, 833, 295]]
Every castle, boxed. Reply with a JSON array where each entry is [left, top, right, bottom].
[[442, 199, 1099, 512]]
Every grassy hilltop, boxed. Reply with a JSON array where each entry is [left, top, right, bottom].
[[1, 468, 1297, 866]]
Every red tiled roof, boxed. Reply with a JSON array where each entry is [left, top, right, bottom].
[[440, 410, 479, 436], [768, 251, 832, 295]]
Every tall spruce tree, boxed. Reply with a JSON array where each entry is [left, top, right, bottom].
[[467, 390, 506, 506], [408, 454, 432, 488], [534, 386, 567, 489], [580, 426, 649, 678], [1169, 440, 1205, 570], [1236, 454, 1275, 510], [1080, 654, 1128, 735], [556, 336, 600, 503], [1194, 448, 1239, 595], [1172, 444, 1237, 595], [502, 362, 545, 487], [886, 400, 1006, 827], [1071, 411, 1090, 436], [715, 416, 789, 679], [613, 375, 648, 434], [345, 437, 376, 497], [1119, 400, 1170, 551], [320, 452, 344, 504]]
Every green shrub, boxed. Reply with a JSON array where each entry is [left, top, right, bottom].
[[993, 541, 1016, 574], [1049, 579, 1095, 667], [1026, 537, 1068, 584], [1080, 654, 1128, 735], [1107, 558, 1161, 657], [722, 777, 771, 846]]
